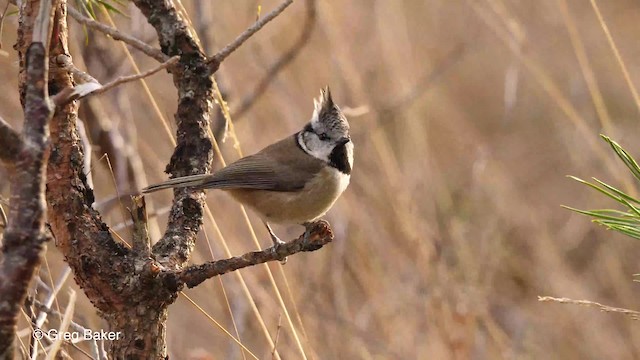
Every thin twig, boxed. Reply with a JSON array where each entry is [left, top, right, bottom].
[[67, 6, 167, 62], [31, 299, 99, 345], [207, 0, 294, 73], [233, 0, 317, 118], [92, 56, 179, 95], [51, 56, 180, 106], [35, 267, 71, 329], [538, 296, 640, 319]]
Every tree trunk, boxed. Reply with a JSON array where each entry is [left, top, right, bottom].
[[107, 306, 169, 359]]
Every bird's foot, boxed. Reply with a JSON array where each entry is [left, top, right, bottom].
[[269, 233, 288, 265], [269, 232, 286, 247]]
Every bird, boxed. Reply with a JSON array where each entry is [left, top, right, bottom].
[[142, 87, 353, 247]]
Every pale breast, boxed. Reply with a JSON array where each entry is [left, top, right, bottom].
[[227, 166, 350, 224]]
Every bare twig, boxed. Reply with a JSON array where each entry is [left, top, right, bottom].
[[67, 6, 167, 62], [233, 0, 317, 118], [207, 0, 294, 73], [30, 298, 101, 353], [538, 296, 640, 319], [51, 55, 180, 106], [35, 267, 71, 329], [90, 56, 179, 95], [165, 221, 333, 289]]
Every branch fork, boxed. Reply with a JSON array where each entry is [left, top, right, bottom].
[[8, 0, 326, 356]]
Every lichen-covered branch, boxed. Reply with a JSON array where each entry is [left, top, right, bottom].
[[131, 0, 215, 269], [40, 0, 131, 314]]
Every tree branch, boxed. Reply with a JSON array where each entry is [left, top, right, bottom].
[[67, 6, 167, 63], [165, 221, 333, 290], [0, 0, 56, 354], [51, 55, 180, 106], [88, 55, 179, 95], [207, 0, 294, 73], [131, 0, 215, 269], [44, 0, 130, 314]]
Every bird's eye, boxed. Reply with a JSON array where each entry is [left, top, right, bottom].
[[319, 133, 329, 141]]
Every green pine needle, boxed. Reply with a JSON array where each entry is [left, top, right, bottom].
[[566, 135, 640, 240]]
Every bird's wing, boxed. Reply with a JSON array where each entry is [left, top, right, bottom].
[[196, 136, 325, 192]]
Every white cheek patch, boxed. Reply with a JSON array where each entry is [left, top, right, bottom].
[[345, 141, 354, 168], [297, 132, 332, 162], [308, 138, 334, 162]]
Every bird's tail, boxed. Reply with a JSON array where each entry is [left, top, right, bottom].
[[142, 174, 212, 193]]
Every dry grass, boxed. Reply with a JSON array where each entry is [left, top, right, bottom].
[[3, 0, 640, 358]]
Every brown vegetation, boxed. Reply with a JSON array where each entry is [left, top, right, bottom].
[[2, 0, 640, 358]]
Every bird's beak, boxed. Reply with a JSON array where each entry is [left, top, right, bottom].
[[338, 136, 351, 145]]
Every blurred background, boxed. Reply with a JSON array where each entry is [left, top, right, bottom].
[[3, 0, 640, 358]]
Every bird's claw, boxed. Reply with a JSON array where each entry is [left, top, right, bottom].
[[269, 234, 287, 265]]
